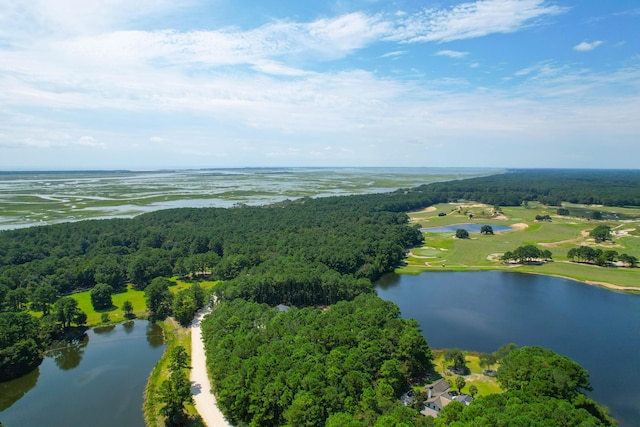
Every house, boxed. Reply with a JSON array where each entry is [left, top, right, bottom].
[[453, 394, 473, 405], [419, 378, 473, 417], [420, 379, 454, 416]]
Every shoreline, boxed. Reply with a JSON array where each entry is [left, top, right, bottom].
[[397, 266, 640, 294]]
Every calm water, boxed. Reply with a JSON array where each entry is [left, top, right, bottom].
[[421, 223, 513, 233], [376, 271, 640, 427], [0, 320, 165, 427]]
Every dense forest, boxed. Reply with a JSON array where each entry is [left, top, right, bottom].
[[0, 169, 624, 425], [202, 295, 433, 426], [406, 169, 640, 208]]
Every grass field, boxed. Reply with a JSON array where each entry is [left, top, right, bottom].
[[426, 351, 502, 397], [30, 278, 218, 327], [401, 202, 640, 291]]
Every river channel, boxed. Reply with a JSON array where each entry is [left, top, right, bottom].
[[376, 271, 640, 427], [0, 320, 165, 427]]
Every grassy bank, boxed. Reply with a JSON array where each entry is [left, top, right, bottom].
[[400, 202, 640, 292], [143, 317, 203, 427]]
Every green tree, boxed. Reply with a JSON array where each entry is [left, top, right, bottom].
[[494, 343, 518, 360], [53, 297, 87, 328], [479, 352, 498, 370], [480, 225, 494, 235], [0, 312, 45, 380], [455, 376, 466, 394], [497, 346, 591, 401], [4, 288, 29, 312], [94, 260, 126, 291], [122, 300, 134, 317], [444, 348, 467, 372], [172, 288, 198, 326], [455, 229, 469, 239], [90, 283, 113, 310], [144, 277, 173, 319], [619, 253, 638, 267], [590, 225, 611, 242], [158, 369, 192, 426], [168, 345, 190, 371], [31, 285, 59, 315], [468, 384, 478, 398]]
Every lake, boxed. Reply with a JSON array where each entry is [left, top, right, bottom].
[[0, 320, 165, 427], [376, 271, 640, 427], [420, 223, 513, 233]]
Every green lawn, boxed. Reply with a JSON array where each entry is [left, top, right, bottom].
[[429, 351, 502, 397], [400, 203, 640, 291], [32, 278, 219, 327]]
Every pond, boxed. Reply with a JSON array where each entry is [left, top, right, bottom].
[[0, 320, 165, 427], [375, 271, 640, 427], [420, 223, 514, 233]]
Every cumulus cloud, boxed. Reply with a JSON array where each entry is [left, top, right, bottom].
[[573, 40, 604, 52]]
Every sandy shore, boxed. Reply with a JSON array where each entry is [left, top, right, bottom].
[[190, 307, 233, 427]]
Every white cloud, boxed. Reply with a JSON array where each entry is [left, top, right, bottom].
[[379, 50, 408, 58], [388, 0, 566, 43], [0, 0, 637, 169], [436, 50, 469, 58], [77, 136, 105, 147], [573, 40, 604, 52]]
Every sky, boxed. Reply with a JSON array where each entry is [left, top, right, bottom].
[[0, 0, 639, 170]]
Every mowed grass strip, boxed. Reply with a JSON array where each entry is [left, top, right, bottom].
[[143, 317, 204, 427]]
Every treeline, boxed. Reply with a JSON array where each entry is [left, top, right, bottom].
[[403, 169, 640, 207], [0, 198, 423, 306], [202, 294, 433, 427], [501, 245, 552, 264]]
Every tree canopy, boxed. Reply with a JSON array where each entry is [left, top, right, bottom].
[[202, 294, 433, 426]]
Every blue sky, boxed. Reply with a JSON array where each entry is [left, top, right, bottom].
[[0, 0, 638, 170]]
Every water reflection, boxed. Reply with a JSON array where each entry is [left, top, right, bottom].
[[123, 320, 135, 334], [93, 324, 116, 335], [48, 335, 89, 371], [146, 322, 164, 348], [0, 368, 39, 411], [0, 320, 165, 427]]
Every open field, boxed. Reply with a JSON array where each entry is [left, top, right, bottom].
[[30, 279, 218, 327], [427, 351, 502, 397], [400, 202, 640, 291]]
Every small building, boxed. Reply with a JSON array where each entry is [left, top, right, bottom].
[[453, 394, 473, 406], [418, 378, 474, 417], [420, 379, 455, 416], [276, 304, 290, 312]]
